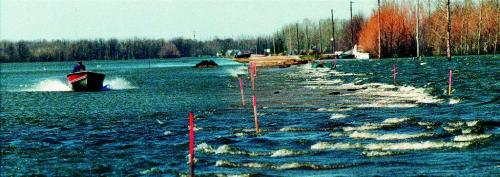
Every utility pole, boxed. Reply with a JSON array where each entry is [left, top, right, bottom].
[[283, 30, 288, 54], [319, 21, 322, 53], [378, 0, 382, 59], [446, 0, 452, 61], [256, 38, 259, 54], [478, 0, 483, 55], [296, 23, 300, 54], [273, 33, 276, 55], [350, 1, 355, 47], [416, 0, 420, 58], [331, 9, 335, 53]]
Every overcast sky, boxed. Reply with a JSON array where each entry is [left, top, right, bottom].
[[1, 0, 377, 41]]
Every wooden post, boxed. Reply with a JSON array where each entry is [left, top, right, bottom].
[[189, 112, 195, 177], [252, 95, 260, 134], [446, 0, 452, 61], [378, 0, 382, 59], [239, 78, 246, 107]]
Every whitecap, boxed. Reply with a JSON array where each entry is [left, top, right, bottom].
[[447, 121, 465, 127], [270, 149, 303, 157], [311, 142, 362, 150], [453, 134, 492, 142], [382, 117, 411, 124], [317, 108, 333, 112], [163, 130, 173, 136], [329, 132, 344, 137], [215, 160, 237, 167], [279, 126, 307, 132], [185, 154, 198, 164], [349, 131, 379, 139], [449, 97, 460, 104], [215, 145, 247, 155], [350, 131, 433, 140], [340, 83, 443, 108], [195, 142, 214, 153], [140, 167, 162, 175], [364, 141, 472, 151], [330, 113, 348, 119], [417, 121, 438, 128], [342, 123, 381, 131], [362, 151, 399, 157], [466, 120, 479, 127]]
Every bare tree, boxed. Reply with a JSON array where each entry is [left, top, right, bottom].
[[378, 0, 382, 58], [478, 0, 483, 55], [416, 0, 421, 58], [446, 0, 452, 61], [495, 0, 499, 54]]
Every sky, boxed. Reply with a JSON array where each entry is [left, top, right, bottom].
[[1, 0, 377, 41]]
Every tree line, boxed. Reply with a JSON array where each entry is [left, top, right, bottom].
[[1, 0, 498, 63], [359, 0, 499, 58], [0, 38, 244, 62]]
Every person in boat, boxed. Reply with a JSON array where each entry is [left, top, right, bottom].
[[73, 61, 86, 73]]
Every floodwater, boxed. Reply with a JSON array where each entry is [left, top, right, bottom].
[[1, 56, 499, 176]]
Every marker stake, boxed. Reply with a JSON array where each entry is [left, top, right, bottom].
[[250, 62, 256, 90], [189, 112, 195, 177], [239, 78, 246, 107], [252, 95, 260, 134]]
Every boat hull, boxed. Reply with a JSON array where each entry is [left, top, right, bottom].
[[234, 53, 251, 58], [67, 71, 105, 91]]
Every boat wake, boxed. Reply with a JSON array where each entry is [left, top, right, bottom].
[[103, 77, 137, 90], [22, 79, 72, 92], [226, 66, 247, 77], [16, 77, 136, 92]]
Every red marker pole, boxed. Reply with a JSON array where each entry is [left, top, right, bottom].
[[189, 112, 195, 177], [252, 95, 260, 134], [448, 69, 452, 96], [250, 62, 256, 90], [239, 78, 246, 107], [393, 64, 397, 85]]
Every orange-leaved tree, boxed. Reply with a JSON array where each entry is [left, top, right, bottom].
[[358, 1, 415, 58]]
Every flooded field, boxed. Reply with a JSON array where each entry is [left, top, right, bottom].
[[1, 56, 499, 176]]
